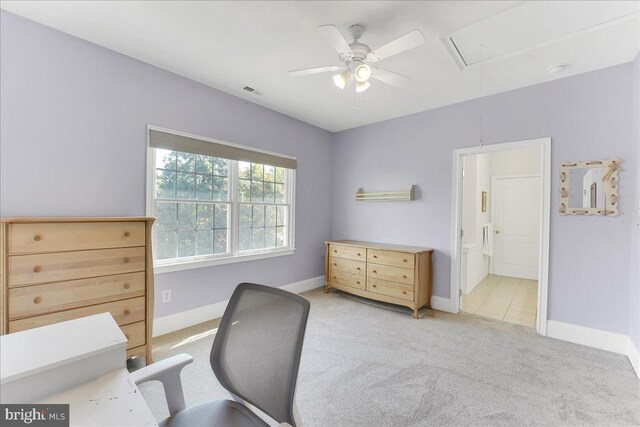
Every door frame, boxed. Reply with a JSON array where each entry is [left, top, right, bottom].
[[489, 174, 541, 277], [450, 138, 551, 336]]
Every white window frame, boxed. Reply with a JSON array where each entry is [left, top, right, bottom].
[[146, 126, 296, 274]]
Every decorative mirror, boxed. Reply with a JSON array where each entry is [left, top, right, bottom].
[[559, 158, 622, 216]]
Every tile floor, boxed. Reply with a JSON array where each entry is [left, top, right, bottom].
[[461, 275, 537, 327]]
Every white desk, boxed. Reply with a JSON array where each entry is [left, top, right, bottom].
[[0, 313, 157, 426]]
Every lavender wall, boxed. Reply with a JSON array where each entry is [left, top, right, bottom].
[[0, 11, 333, 317], [332, 63, 637, 335], [630, 53, 640, 349]]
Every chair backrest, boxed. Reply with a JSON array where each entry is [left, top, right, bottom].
[[210, 283, 310, 426]]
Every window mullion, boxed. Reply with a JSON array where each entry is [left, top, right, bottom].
[[229, 160, 239, 256]]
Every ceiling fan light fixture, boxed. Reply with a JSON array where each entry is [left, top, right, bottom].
[[354, 63, 371, 82], [356, 80, 370, 93], [333, 71, 350, 89]]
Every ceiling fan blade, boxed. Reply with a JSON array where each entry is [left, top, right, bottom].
[[317, 25, 354, 57], [288, 65, 344, 77], [370, 67, 410, 88], [366, 30, 425, 62]]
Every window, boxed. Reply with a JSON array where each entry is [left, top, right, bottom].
[[147, 128, 295, 273]]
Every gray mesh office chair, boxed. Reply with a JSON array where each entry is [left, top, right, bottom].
[[132, 283, 311, 427]]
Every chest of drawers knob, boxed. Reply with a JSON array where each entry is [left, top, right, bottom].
[[403, 259, 408, 263], [33, 265, 41, 273], [373, 269, 377, 273], [372, 284, 377, 288], [123, 257, 130, 263], [123, 283, 131, 289], [124, 309, 130, 315], [357, 253, 361, 256], [33, 296, 42, 304], [403, 291, 407, 295], [33, 234, 42, 241], [124, 231, 131, 237], [403, 275, 408, 279]]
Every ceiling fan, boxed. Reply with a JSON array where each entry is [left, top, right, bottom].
[[288, 24, 425, 93]]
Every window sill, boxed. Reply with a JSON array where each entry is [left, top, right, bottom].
[[153, 248, 296, 274]]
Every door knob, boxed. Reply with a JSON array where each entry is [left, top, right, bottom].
[[494, 230, 501, 234]]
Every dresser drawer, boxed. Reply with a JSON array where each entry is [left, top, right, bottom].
[[367, 277, 414, 301], [367, 263, 414, 285], [328, 244, 366, 262], [329, 257, 365, 276], [9, 222, 145, 255], [9, 296, 146, 332], [368, 249, 415, 269], [8, 272, 145, 319], [122, 321, 146, 350], [328, 270, 365, 290], [8, 246, 146, 287]]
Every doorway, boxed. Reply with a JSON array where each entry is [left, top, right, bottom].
[[450, 138, 550, 335]]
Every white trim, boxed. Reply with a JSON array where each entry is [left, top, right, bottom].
[[450, 138, 551, 336], [154, 248, 296, 274], [627, 338, 640, 378], [547, 320, 629, 355], [153, 276, 324, 336], [430, 296, 452, 313]]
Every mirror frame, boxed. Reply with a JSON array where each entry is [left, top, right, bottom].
[[559, 158, 621, 216]]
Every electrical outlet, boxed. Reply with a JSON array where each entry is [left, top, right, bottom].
[[162, 290, 172, 303]]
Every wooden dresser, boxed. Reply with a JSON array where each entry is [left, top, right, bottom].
[[0, 217, 155, 362], [325, 240, 433, 318]]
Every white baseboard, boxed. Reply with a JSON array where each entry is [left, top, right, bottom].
[[547, 320, 629, 354], [430, 296, 452, 313], [153, 276, 325, 337], [627, 338, 640, 378], [547, 320, 640, 378]]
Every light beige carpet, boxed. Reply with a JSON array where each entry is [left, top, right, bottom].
[[134, 287, 640, 426]]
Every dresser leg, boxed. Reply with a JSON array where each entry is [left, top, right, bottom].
[[324, 285, 329, 294], [413, 308, 419, 319]]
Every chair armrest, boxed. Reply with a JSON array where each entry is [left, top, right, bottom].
[[130, 353, 193, 415]]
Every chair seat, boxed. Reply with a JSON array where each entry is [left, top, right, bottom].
[[159, 399, 269, 427]]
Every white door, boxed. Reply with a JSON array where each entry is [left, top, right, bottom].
[[492, 176, 540, 279]]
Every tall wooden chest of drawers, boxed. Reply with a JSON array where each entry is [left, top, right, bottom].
[[0, 217, 155, 362], [325, 240, 433, 318]]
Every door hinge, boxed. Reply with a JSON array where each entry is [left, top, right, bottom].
[[460, 229, 464, 238], [459, 289, 463, 297]]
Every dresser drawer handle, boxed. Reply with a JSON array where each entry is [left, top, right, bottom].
[[357, 253, 361, 256], [123, 257, 130, 263], [403, 291, 407, 295], [357, 281, 360, 285], [373, 255, 378, 258], [333, 276, 337, 280], [333, 250, 337, 253], [124, 309, 131, 315], [33, 234, 42, 241], [33, 265, 41, 273], [33, 296, 42, 304], [373, 270, 377, 273], [124, 231, 131, 237], [372, 284, 377, 288], [356, 267, 361, 271], [124, 283, 131, 289], [403, 275, 408, 279], [403, 259, 408, 262]]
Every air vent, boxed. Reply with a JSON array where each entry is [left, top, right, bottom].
[[242, 86, 263, 96]]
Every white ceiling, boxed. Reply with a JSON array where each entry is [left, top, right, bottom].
[[1, 1, 639, 132]]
